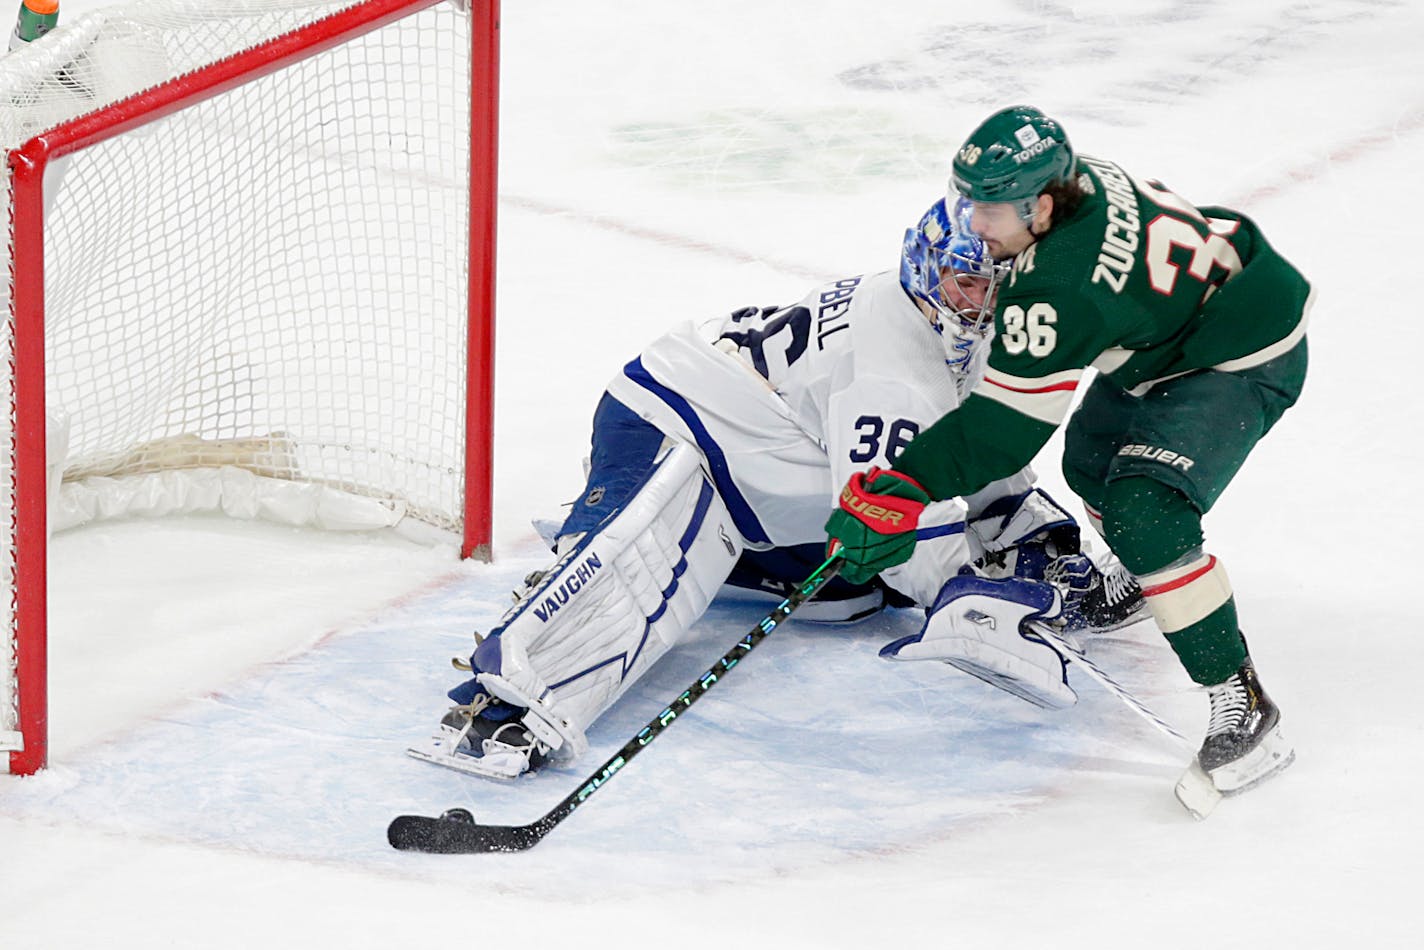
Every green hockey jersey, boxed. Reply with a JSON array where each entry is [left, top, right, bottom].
[[894, 154, 1312, 501]]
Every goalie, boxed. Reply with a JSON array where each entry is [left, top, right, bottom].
[[411, 198, 1146, 780]]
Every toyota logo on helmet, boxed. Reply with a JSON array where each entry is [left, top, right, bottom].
[[951, 105, 1077, 223]]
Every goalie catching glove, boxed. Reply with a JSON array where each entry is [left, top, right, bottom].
[[824, 467, 931, 584]]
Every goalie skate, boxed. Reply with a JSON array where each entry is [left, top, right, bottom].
[[1174, 658, 1295, 819], [406, 700, 550, 781]]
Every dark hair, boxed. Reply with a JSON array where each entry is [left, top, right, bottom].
[[1044, 175, 1087, 227]]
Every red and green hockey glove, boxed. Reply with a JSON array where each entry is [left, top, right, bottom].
[[824, 467, 932, 585]]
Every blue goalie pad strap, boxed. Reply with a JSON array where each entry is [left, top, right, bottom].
[[725, 543, 884, 602]]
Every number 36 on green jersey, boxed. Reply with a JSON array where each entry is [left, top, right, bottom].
[[1000, 303, 1059, 357]]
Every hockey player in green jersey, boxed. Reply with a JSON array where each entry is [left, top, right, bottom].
[[825, 105, 1309, 816]]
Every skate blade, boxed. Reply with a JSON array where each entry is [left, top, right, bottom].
[[1174, 725, 1296, 820], [1208, 724, 1295, 794], [405, 744, 530, 780], [404, 727, 533, 781], [1072, 602, 1153, 636], [1174, 761, 1223, 820]]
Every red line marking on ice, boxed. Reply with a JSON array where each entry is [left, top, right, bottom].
[[508, 105, 1424, 273], [1229, 106, 1424, 207], [502, 194, 833, 283]]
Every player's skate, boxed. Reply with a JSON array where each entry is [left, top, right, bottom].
[[978, 544, 1146, 635], [407, 694, 551, 780], [1051, 553, 1148, 633], [1174, 657, 1295, 819], [967, 487, 1141, 633]]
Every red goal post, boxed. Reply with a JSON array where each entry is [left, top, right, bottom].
[[3, 0, 499, 775]]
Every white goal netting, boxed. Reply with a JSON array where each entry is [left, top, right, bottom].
[[2, 0, 476, 765]]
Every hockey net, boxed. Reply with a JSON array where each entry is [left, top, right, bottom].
[[2, 0, 497, 773]]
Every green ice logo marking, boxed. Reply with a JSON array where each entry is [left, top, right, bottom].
[[610, 109, 949, 192]]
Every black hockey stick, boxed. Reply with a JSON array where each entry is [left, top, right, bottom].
[[388, 552, 844, 853]]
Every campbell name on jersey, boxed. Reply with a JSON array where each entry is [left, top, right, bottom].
[[895, 154, 1312, 502], [608, 269, 966, 538], [610, 273, 966, 531], [607, 269, 1031, 604]]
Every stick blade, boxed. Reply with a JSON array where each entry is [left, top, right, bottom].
[[387, 814, 543, 854]]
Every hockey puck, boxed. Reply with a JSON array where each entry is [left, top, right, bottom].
[[440, 807, 476, 824]]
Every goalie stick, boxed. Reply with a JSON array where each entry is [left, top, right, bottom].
[[387, 553, 844, 854]]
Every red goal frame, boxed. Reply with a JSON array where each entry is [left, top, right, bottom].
[[5, 0, 500, 775]]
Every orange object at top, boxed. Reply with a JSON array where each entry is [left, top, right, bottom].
[[22, 0, 59, 15]]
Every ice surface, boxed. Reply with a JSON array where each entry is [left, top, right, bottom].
[[3, 0, 1421, 947]]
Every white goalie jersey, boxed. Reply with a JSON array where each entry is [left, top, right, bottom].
[[606, 269, 1020, 607], [415, 269, 1041, 779]]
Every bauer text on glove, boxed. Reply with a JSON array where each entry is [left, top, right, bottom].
[[824, 467, 930, 585]]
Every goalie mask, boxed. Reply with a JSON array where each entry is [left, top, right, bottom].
[[900, 196, 1005, 374]]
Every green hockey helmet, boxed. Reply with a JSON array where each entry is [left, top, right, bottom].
[[950, 105, 1076, 222]]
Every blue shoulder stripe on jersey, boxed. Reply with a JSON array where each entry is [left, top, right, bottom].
[[622, 357, 772, 545]]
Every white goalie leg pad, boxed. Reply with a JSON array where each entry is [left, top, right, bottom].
[[476, 442, 743, 760], [880, 572, 1077, 709]]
